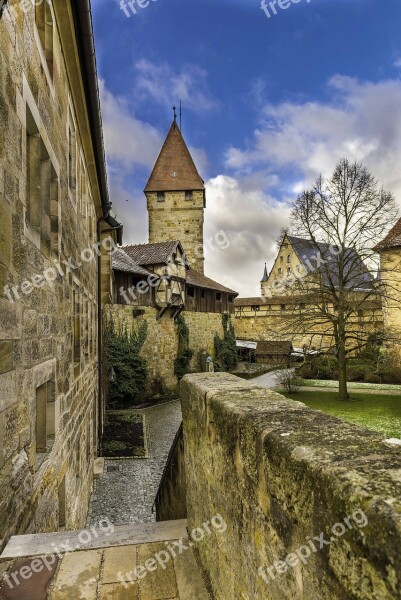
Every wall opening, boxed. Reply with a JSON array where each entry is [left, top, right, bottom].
[[36, 380, 55, 464], [58, 476, 66, 529]]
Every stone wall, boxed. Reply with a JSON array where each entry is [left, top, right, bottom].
[[155, 424, 187, 522], [235, 305, 383, 352], [147, 190, 205, 273], [105, 305, 227, 390], [181, 373, 401, 600], [0, 2, 106, 549]]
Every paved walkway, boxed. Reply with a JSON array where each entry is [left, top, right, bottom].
[[87, 400, 182, 527], [0, 520, 210, 599], [252, 370, 401, 396]]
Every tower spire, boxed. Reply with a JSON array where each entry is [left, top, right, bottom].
[[173, 105, 177, 123], [261, 263, 269, 282]]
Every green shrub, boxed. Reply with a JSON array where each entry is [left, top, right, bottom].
[[174, 315, 194, 380], [214, 313, 238, 372], [105, 319, 148, 409]]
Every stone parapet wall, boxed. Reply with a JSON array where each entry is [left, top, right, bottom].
[[181, 373, 401, 600]]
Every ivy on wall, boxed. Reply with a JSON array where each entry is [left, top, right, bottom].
[[174, 314, 194, 380], [104, 318, 148, 408], [214, 313, 238, 372]]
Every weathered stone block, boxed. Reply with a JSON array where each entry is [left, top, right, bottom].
[[0, 340, 14, 374]]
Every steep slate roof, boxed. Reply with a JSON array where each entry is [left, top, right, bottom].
[[122, 241, 184, 266], [144, 121, 205, 192], [374, 218, 401, 251], [287, 235, 374, 290], [187, 269, 238, 295], [256, 341, 293, 356], [112, 248, 151, 277]]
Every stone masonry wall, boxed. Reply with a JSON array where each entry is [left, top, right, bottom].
[[181, 373, 401, 600], [147, 191, 205, 273], [0, 3, 101, 549], [105, 305, 227, 390]]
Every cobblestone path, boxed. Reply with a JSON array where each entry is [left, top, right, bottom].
[[87, 400, 182, 527]]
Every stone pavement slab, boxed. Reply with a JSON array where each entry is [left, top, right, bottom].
[[0, 557, 59, 600], [0, 532, 210, 600], [48, 549, 102, 600]]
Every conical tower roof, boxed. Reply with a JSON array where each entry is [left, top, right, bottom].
[[145, 121, 205, 192], [261, 263, 269, 282]]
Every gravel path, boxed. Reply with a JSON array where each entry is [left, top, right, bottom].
[[87, 400, 182, 527]]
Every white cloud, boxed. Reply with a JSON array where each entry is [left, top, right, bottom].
[[99, 79, 162, 169], [134, 60, 218, 113], [225, 75, 401, 203], [204, 174, 291, 296]]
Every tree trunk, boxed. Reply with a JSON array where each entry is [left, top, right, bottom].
[[337, 316, 349, 401]]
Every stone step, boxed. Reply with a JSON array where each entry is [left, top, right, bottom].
[[0, 519, 188, 560]]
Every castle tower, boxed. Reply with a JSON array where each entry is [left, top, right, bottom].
[[145, 119, 206, 273]]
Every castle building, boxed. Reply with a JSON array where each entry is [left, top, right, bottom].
[[375, 218, 401, 350], [0, 0, 120, 549], [108, 120, 238, 387], [235, 234, 383, 351], [145, 119, 206, 273]]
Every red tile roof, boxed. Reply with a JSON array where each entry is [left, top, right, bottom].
[[374, 218, 401, 251], [144, 121, 205, 192]]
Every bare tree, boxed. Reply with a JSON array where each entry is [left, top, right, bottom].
[[278, 159, 398, 401]]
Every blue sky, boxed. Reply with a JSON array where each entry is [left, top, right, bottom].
[[92, 0, 401, 295]]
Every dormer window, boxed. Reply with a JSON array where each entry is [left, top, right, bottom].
[[185, 191, 193, 201], [157, 192, 165, 202]]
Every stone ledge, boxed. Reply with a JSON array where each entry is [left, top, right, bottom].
[[1, 520, 188, 560], [181, 373, 401, 600]]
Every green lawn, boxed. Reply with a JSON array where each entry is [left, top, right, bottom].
[[284, 391, 401, 439]]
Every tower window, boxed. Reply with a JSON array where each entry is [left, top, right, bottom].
[[157, 192, 165, 203], [185, 191, 193, 201]]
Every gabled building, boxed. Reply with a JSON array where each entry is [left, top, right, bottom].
[[236, 234, 382, 351]]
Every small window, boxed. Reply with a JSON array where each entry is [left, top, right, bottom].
[[280, 256, 283, 262], [36, 380, 55, 459], [287, 255, 291, 263], [157, 192, 165, 202], [36, 0, 54, 79], [254, 306, 260, 312], [287, 268, 291, 275], [187, 286, 195, 298], [278, 268, 282, 276], [216, 292, 222, 302], [229, 295, 235, 304], [281, 304, 286, 311], [201, 289, 205, 299], [185, 191, 193, 201]]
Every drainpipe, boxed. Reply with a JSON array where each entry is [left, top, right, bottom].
[[97, 214, 123, 455]]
